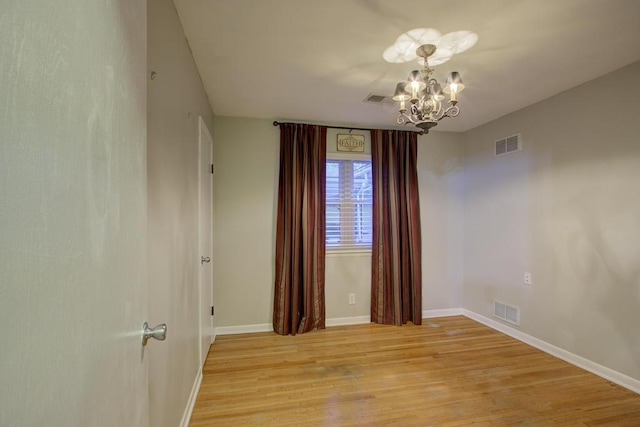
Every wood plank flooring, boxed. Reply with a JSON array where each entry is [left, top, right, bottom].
[[190, 316, 640, 426]]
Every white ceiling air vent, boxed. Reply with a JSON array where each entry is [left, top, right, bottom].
[[495, 133, 522, 156], [363, 93, 389, 104], [493, 300, 520, 325]]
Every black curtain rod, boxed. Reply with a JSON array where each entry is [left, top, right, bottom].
[[272, 121, 424, 136]]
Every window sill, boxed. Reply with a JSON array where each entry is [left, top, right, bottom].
[[326, 248, 372, 257]]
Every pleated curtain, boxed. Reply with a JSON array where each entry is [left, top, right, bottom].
[[273, 123, 327, 335], [370, 129, 422, 325]]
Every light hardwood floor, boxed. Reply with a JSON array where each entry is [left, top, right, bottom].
[[190, 316, 640, 426]]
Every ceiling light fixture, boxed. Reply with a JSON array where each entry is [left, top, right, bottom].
[[383, 28, 477, 133], [393, 44, 464, 133]]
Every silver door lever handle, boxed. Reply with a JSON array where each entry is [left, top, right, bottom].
[[201, 256, 211, 264], [142, 322, 167, 346]]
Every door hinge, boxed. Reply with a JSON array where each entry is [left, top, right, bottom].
[[211, 306, 215, 316], [210, 164, 214, 174]]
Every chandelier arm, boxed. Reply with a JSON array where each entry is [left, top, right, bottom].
[[442, 104, 460, 118], [431, 103, 444, 121], [397, 113, 414, 126]]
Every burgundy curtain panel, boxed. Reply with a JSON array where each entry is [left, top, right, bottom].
[[370, 129, 422, 326], [273, 123, 327, 335]]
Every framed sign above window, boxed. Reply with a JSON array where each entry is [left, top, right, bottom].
[[337, 134, 365, 153]]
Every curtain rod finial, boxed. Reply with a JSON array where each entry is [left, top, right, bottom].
[[273, 121, 280, 127]]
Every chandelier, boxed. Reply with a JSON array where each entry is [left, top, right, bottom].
[[392, 44, 465, 133]]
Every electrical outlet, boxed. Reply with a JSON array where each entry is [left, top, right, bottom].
[[524, 272, 532, 285], [348, 293, 356, 305]]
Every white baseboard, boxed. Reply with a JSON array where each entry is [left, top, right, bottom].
[[215, 316, 372, 335], [422, 308, 464, 318], [214, 308, 463, 336], [215, 311, 465, 335], [326, 315, 371, 327], [463, 309, 640, 394], [180, 367, 203, 427], [215, 323, 274, 335]]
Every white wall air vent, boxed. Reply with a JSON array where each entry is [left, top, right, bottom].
[[495, 133, 522, 156], [493, 300, 520, 325], [363, 93, 389, 104]]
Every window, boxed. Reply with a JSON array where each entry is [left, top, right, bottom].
[[326, 157, 372, 250]]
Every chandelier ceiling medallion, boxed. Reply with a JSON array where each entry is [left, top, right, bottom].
[[383, 28, 478, 133]]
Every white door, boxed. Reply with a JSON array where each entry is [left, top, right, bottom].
[[199, 117, 214, 365], [0, 6, 149, 423]]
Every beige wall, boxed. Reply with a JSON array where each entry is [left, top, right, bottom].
[[463, 61, 640, 381], [419, 131, 465, 310], [147, 0, 214, 425], [211, 118, 279, 326], [211, 118, 464, 326], [1, 0, 148, 425]]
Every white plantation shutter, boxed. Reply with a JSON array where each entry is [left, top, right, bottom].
[[326, 158, 373, 250]]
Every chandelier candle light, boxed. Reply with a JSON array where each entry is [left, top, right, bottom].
[[393, 44, 464, 132]]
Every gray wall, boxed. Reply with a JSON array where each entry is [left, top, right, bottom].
[[211, 117, 464, 327], [463, 61, 640, 381], [147, 0, 214, 425], [0, 0, 148, 425]]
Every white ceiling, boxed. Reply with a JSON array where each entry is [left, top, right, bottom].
[[173, 0, 640, 132]]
